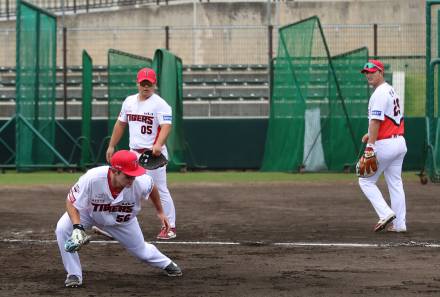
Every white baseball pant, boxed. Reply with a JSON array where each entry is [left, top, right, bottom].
[[55, 212, 172, 282], [132, 149, 176, 228], [358, 136, 407, 230]]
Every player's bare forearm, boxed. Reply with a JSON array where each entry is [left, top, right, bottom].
[[106, 121, 127, 162], [149, 186, 170, 229], [152, 124, 171, 155], [367, 119, 381, 144], [149, 186, 165, 214], [108, 121, 127, 147], [66, 198, 81, 225]]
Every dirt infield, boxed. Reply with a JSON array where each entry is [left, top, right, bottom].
[[1, 179, 440, 297]]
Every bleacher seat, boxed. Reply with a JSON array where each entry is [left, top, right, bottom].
[[189, 64, 210, 71], [209, 64, 228, 71], [249, 64, 267, 71], [0, 78, 15, 86], [0, 66, 15, 73], [229, 64, 249, 71]]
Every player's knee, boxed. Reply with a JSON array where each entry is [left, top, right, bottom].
[[358, 177, 370, 188]]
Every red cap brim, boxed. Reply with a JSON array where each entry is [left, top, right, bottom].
[[122, 167, 145, 177]]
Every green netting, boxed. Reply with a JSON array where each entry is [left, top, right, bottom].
[[262, 16, 364, 172], [424, 3, 440, 182], [81, 50, 93, 168], [107, 49, 152, 149], [152, 49, 187, 171], [16, 0, 57, 170], [327, 47, 370, 169]]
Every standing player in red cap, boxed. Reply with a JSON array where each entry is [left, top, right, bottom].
[[358, 60, 407, 233], [55, 150, 182, 288], [106, 67, 177, 240]]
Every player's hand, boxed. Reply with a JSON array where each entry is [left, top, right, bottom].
[[361, 133, 369, 143], [106, 146, 115, 163], [152, 143, 162, 157], [64, 224, 91, 253], [157, 213, 170, 233], [356, 144, 378, 178]]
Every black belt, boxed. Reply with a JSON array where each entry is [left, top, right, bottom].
[[132, 148, 151, 154]]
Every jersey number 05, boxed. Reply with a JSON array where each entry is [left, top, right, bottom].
[[141, 125, 152, 134]]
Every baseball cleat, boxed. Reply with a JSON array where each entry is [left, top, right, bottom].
[[92, 226, 114, 240], [156, 227, 176, 240], [373, 213, 396, 232], [65, 275, 82, 288], [164, 262, 183, 277], [386, 225, 407, 233]]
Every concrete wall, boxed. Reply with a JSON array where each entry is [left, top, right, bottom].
[[52, 0, 426, 28], [0, 0, 428, 66]]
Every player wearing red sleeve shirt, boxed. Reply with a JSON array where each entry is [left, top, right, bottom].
[[358, 60, 407, 233]]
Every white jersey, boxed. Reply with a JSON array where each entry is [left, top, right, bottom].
[[368, 82, 404, 140], [118, 93, 172, 150], [67, 166, 154, 226]]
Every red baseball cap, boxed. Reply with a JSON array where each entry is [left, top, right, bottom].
[[137, 67, 157, 84], [361, 59, 384, 73], [110, 150, 145, 177]]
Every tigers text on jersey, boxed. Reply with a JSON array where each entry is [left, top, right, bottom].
[[368, 82, 404, 140], [118, 93, 172, 150], [67, 166, 154, 226]]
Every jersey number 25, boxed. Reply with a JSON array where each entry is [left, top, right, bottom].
[[393, 98, 401, 116]]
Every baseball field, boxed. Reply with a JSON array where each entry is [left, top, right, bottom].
[[1, 171, 440, 297]]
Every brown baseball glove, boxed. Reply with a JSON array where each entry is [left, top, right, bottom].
[[356, 146, 378, 178]]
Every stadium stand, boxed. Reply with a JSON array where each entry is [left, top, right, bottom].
[[0, 63, 270, 118], [0, 62, 392, 119]]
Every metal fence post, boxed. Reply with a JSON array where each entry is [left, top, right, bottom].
[[268, 24, 273, 102], [373, 23, 377, 57], [63, 27, 67, 119], [165, 25, 169, 50], [6, 0, 10, 20]]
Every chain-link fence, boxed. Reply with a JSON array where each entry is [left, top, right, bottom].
[[0, 23, 428, 117], [0, 23, 426, 64], [0, 0, 172, 19]]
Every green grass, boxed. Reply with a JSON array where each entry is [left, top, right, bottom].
[[0, 170, 421, 186]]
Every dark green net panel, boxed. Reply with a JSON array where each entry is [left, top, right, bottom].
[[16, 1, 57, 170], [107, 49, 152, 149], [81, 50, 93, 167], [152, 49, 187, 171], [262, 16, 366, 172], [424, 3, 440, 182]]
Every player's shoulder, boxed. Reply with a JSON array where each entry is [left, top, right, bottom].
[[151, 93, 171, 106], [371, 83, 389, 99], [134, 174, 154, 191], [123, 94, 138, 104], [376, 82, 394, 94], [134, 174, 153, 185], [82, 166, 109, 181]]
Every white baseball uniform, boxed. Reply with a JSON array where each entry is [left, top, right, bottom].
[[359, 82, 407, 230], [118, 93, 176, 228], [55, 166, 172, 283]]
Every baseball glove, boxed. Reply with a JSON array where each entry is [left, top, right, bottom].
[[356, 147, 378, 178], [138, 150, 168, 170], [64, 224, 91, 253]]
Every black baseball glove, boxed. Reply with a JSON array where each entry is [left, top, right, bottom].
[[138, 150, 168, 170]]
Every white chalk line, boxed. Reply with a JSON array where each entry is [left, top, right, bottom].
[[2, 239, 440, 248]]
